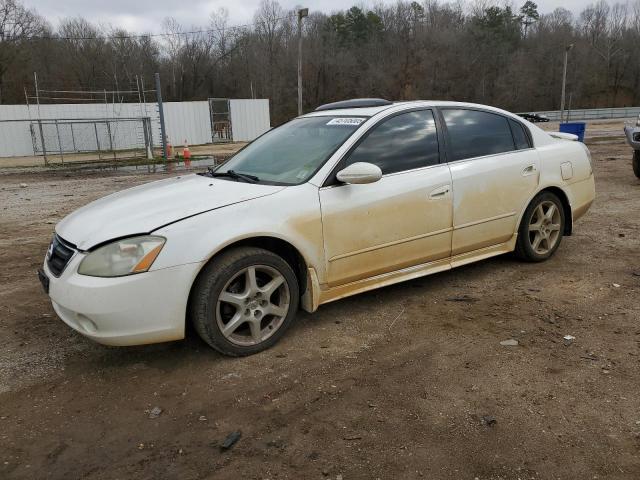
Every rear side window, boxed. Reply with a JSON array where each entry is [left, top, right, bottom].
[[345, 110, 439, 174], [442, 109, 516, 161], [509, 119, 531, 150]]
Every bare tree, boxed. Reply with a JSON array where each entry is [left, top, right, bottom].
[[161, 17, 184, 99], [0, 0, 47, 102]]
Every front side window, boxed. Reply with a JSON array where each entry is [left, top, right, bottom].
[[215, 116, 366, 185], [442, 109, 516, 161], [345, 110, 440, 174]]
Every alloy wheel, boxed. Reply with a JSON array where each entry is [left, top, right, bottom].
[[216, 265, 291, 346], [528, 200, 562, 255]]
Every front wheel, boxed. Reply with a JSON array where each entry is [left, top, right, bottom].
[[190, 247, 299, 356], [633, 150, 640, 179], [515, 192, 565, 262]]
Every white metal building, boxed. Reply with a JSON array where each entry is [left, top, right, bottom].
[[0, 99, 270, 158]]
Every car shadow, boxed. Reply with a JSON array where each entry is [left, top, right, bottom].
[[66, 251, 544, 373], [285, 252, 526, 337]]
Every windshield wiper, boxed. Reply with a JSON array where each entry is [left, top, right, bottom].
[[209, 168, 260, 183]]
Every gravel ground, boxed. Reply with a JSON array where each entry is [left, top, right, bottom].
[[0, 120, 639, 480]]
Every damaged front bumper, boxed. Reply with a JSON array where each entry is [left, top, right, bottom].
[[41, 254, 199, 346]]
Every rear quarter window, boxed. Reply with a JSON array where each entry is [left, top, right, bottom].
[[509, 119, 532, 150]]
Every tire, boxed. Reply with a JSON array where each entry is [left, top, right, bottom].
[[515, 191, 566, 262], [189, 247, 299, 356], [633, 150, 640, 179]]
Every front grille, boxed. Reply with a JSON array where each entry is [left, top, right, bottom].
[[47, 234, 76, 277]]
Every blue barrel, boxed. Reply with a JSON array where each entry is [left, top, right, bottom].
[[559, 122, 586, 142]]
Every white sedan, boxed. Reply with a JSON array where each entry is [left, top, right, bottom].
[[40, 99, 595, 356]]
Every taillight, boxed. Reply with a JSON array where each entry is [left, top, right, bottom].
[[581, 143, 593, 173]]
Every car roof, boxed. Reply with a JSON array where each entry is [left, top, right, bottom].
[[303, 100, 520, 119], [301, 100, 555, 148], [303, 106, 394, 117]]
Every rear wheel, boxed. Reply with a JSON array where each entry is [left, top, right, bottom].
[[515, 192, 565, 262], [190, 247, 299, 356], [633, 150, 640, 179]]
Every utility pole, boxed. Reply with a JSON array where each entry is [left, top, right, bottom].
[[560, 44, 574, 123], [297, 8, 308, 117], [155, 73, 168, 161], [34, 71, 47, 165]]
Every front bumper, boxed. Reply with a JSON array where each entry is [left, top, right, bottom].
[[42, 254, 201, 346], [624, 125, 640, 150]]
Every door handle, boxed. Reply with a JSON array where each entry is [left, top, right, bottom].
[[429, 185, 450, 199], [522, 165, 537, 176]]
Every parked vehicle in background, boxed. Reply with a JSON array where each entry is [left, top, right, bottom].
[[518, 113, 550, 123], [623, 114, 640, 178], [39, 99, 595, 356]]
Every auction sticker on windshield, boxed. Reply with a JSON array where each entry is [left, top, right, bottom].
[[326, 118, 365, 126]]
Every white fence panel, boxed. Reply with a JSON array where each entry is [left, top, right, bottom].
[[0, 105, 32, 157], [0, 99, 270, 158], [230, 99, 271, 142], [162, 101, 211, 146], [0, 103, 159, 158]]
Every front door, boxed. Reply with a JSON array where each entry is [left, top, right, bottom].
[[319, 109, 453, 287]]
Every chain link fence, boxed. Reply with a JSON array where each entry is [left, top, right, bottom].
[[28, 117, 152, 163], [209, 98, 233, 143]]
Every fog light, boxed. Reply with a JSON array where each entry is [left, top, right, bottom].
[[76, 314, 97, 333]]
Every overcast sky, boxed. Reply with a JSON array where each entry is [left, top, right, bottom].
[[24, 0, 591, 34]]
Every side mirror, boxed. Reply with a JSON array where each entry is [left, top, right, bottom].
[[336, 162, 382, 185]]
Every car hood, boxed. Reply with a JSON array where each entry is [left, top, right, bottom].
[[56, 174, 286, 250]]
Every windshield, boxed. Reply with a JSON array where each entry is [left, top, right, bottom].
[[213, 116, 366, 185]]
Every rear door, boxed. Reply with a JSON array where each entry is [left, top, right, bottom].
[[440, 108, 540, 256], [319, 109, 453, 286]]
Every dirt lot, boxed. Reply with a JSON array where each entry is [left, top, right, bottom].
[[0, 120, 639, 480]]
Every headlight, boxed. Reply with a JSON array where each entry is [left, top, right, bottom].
[[78, 236, 165, 277]]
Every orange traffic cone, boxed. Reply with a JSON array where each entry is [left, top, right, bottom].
[[182, 140, 191, 160], [166, 137, 173, 158]]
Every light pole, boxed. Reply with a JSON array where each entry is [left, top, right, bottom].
[[155, 73, 168, 161], [297, 8, 308, 116], [560, 43, 574, 123]]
